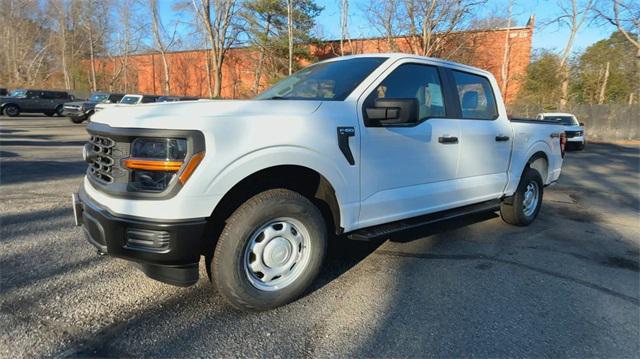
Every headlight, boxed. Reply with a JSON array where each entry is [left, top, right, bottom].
[[122, 138, 203, 192], [131, 138, 187, 159]]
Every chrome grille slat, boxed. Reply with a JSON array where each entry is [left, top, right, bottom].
[[88, 135, 116, 183]]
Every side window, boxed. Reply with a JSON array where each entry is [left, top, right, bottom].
[[365, 63, 446, 122], [141, 97, 156, 103], [451, 71, 498, 120]]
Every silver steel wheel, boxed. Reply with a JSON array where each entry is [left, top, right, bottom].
[[243, 217, 312, 292], [522, 181, 539, 217]]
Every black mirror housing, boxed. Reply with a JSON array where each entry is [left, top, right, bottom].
[[365, 98, 419, 126], [579, 122, 585, 126]]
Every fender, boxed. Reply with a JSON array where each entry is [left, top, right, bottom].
[[505, 139, 552, 195], [201, 145, 358, 230]]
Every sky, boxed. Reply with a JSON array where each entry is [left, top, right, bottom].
[[159, 0, 613, 55], [312, 0, 612, 54]]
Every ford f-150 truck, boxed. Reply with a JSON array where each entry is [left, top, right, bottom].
[[73, 54, 566, 311]]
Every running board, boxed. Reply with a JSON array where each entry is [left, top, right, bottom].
[[348, 200, 501, 241]]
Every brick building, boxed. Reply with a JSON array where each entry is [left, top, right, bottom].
[[95, 19, 533, 104]]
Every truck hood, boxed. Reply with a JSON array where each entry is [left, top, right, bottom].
[[91, 100, 323, 128]]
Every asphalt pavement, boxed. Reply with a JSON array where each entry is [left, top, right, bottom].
[[1, 116, 639, 358]]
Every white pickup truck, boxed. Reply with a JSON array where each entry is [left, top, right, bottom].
[[73, 54, 566, 311]]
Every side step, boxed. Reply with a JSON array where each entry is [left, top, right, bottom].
[[348, 199, 501, 241]]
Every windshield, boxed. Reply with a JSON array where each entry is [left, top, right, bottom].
[[89, 93, 109, 102], [543, 115, 579, 126], [256, 57, 387, 101], [8, 89, 27, 97], [120, 96, 141, 105]]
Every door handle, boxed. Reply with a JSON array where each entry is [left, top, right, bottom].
[[495, 135, 510, 142], [438, 135, 458, 144]]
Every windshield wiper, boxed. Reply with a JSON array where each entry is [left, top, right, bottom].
[[264, 96, 289, 100]]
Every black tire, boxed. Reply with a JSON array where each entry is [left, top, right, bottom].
[[212, 188, 327, 311], [70, 116, 86, 124], [4, 104, 20, 117], [44, 112, 55, 117], [55, 105, 64, 116], [500, 167, 544, 226]]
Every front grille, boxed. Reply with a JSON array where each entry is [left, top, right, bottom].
[[89, 135, 116, 183], [565, 130, 581, 138]]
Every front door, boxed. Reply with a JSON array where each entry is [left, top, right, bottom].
[[358, 61, 461, 228]]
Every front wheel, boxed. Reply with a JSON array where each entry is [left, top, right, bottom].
[[4, 104, 20, 117], [212, 189, 327, 311], [500, 167, 544, 226], [70, 116, 86, 124], [55, 105, 64, 116]]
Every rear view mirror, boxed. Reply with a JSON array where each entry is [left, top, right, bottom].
[[365, 98, 419, 126], [579, 122, 585, 126]]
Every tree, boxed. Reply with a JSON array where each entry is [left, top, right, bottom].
[[0, 0, 51, 86], [594, 0, 639, 56], [516, 50, 563, 109], [243, 0, 322, 94], [365, 0, 486, 57], [548, 0, 594, 109], [571, 31, 638, 104], [191, 0, 242, 98], [340, 0, 353, 55], [364, 0, 400, 51], [150, 0, 179, 95]]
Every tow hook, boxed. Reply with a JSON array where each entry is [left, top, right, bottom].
[[97, 250, 107, 256]]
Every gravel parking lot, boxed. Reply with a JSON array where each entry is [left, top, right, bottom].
[[1, 116, 639, 358]]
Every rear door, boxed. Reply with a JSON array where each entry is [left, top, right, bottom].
[[25, 91, 45, 111], [41, 91, 58, 111], [357, 60, 462, 227], [449, 69, 511, 201]]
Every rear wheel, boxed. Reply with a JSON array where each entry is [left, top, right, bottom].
[[44, 112, 55, 117], [4, 104, 20, 117], [212, 189, 327, 311], [70, 116, 86, 124], [500, 167, 544, 226]]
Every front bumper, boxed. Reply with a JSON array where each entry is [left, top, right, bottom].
[[62, 108, 88, 118], [567, 135, 585, 143], [73, 187, 207, 286]]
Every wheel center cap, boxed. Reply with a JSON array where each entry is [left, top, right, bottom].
[[263, 237, 292, 268]]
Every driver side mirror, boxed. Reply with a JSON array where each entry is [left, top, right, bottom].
[[365, 98, 419, 126], [579, 122, 585, 126]]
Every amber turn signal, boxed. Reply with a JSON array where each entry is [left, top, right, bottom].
[[122, 158, 184, 172], [179, 151, 205, 184]]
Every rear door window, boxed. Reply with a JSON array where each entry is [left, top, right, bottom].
[[451, 71, 498, 120]]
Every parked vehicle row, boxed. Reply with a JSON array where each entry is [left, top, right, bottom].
[[0, 89, 76, 117], [63, 93, 125, 123], [73, 54, 567, 311], [0, 87, 200, 121]]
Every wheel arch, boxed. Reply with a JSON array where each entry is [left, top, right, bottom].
[[1, 102, 20, 110], [527, 151, 549, 184], [213, 164, 341, 231]]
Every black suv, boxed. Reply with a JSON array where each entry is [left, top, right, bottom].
[[1, 89, 76, 117], [63, 92, 124, 124]]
